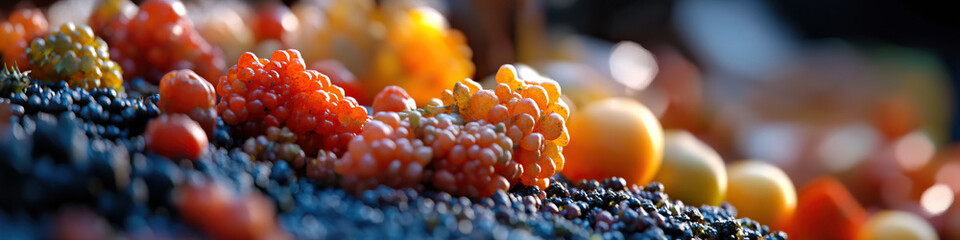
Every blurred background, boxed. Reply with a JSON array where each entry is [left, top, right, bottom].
[[3, 0, 959, 238]]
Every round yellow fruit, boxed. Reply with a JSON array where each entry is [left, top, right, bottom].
[[654, 130, 727, 206], [562, 98, 664, 185], [725, 160, 797, 228], [858, 210, 938, 240]]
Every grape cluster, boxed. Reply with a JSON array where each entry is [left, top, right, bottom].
[[434, 64, 570, 190], [93, 0, 225, 84], [26, 23, 124, 91], [215, 49, 368, 156], [330, 110, 521, 198], [0, 111, 202, 239], [335, 112, 433, 193], [425, 119, 518, 198], [7, 82, 159, 140], [88, 0, 136, 39], [0, 8, 48, 70]]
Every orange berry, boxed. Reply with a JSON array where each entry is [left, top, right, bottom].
[[372, 85, 416, 113], [462, 79, 482, 94], [494, 83, 513, 102], [521, 85, 549, 109], [217, 50, 366, 156], [468, 90, 498, 121], [511, 98, 541, 120], [536, 113, 565, 140], [487, 105, 509, 124], [495, 64, 522, 90], [145, 114, 209, 160], [515, 113, 536, 134], [159, 69, 216, 113], [547, 101, 570, 121], [539, 80, 561, 103]]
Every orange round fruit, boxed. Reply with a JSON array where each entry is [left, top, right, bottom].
[[372, 85, 416, 113], [562, 98, 663, 185], [252, 2, 299, 45], [725, 160, 797, 228], [145, 114, 209, 160], [159, 69, 216, 114]]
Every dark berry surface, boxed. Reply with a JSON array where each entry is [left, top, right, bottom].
[[0, 74, 786, 239]]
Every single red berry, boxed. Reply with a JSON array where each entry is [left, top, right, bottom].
[[372, 85, 416, 113], [144, 114, 209, 160]]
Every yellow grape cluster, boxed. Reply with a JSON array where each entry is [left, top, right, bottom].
[[26, 23, 123, 90], [435, 64, 570, 190]]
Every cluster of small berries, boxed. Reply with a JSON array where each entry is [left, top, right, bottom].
[[215, 49, 368, 156], [432, 64, 570, 190], [91, 0, 225, 84], [7, 81, 159, 140], [26, 23, 124, 90]]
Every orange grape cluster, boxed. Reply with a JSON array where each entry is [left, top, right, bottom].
[[434, 64, 570, 190], [215, 49, 368, 156], [92, 0, 225, 84]]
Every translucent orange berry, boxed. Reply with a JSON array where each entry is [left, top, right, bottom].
[[511, 98, 541, 120], [462, 79, 482, 94], [534, 177, 549, 190], [522, 162, 540, 179], [538, 156, 556, 178], [495, 64, 523, 91], [555, 127, 570, 147], [539, 80, 561, 104], [372, 85, 416, 113], [553, 154, 565, 172], [521, 85, 549, 109], [440, 89, 455, 105], [468, 90, 498, 121], [494, 83, 514, 102], [536, 113, 565, 140], [547, 101, 570, 121]]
